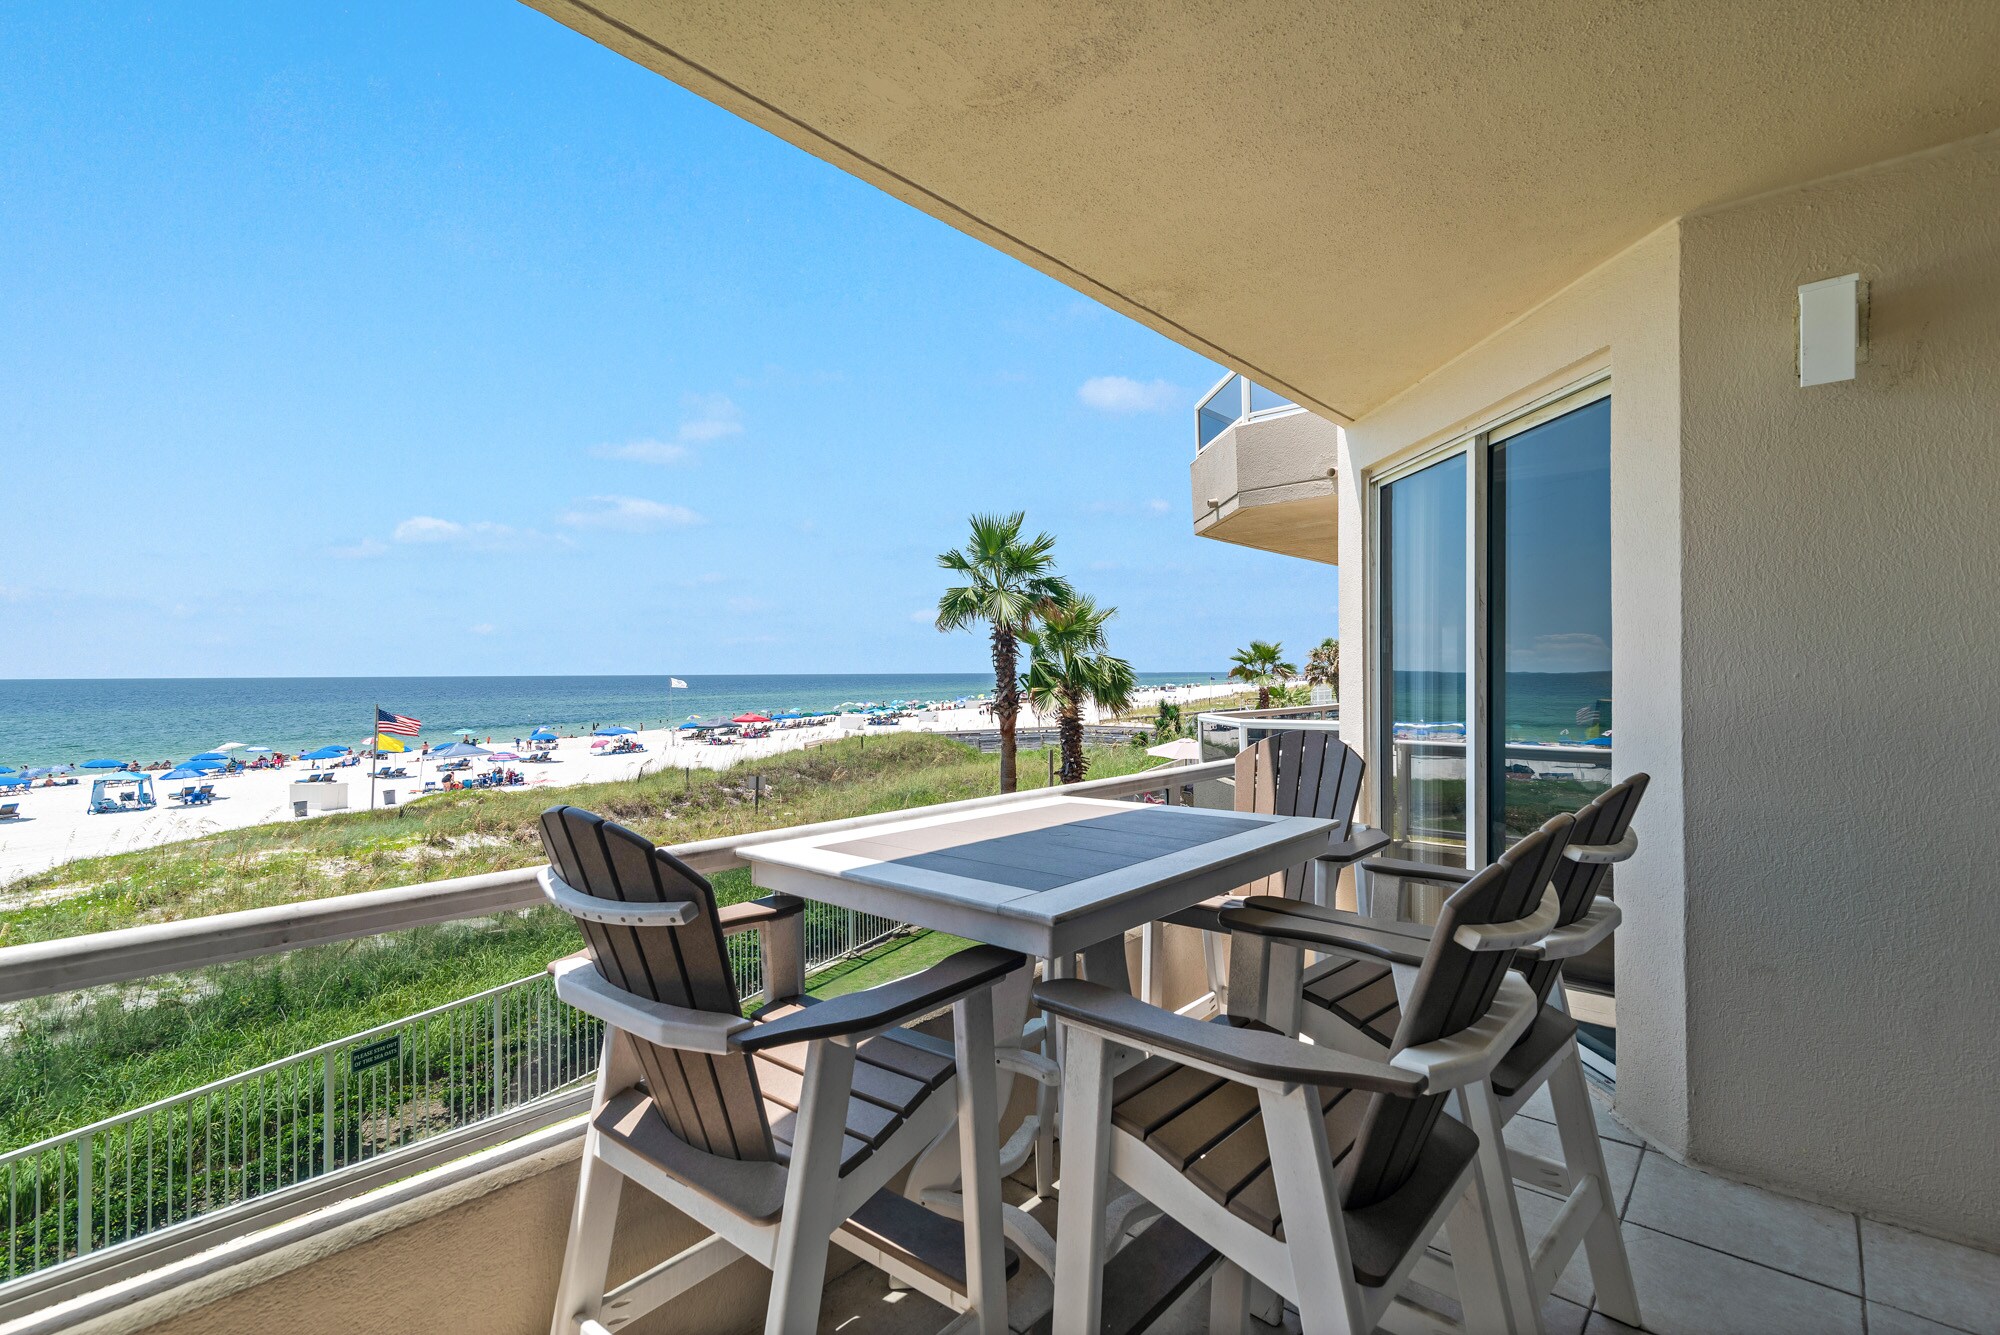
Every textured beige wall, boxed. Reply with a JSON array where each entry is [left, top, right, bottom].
[[1336, 226, 1690, 1151], [1675, 133, 2000, 1244]]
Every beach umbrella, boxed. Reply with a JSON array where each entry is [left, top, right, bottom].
[[529, 728, 557, 741], [0, 764, 14, 774], [0, 774, 27, 789], [732, 713, 770, 724], [678, 722, 708, 731], [215, 742, 249, 751], [190, 751, 229, 762], [429, 741, 491, 759], [301, 746, 350, 760], [1146, 739, 1203, 762], [593, 726, 636, 737], [181, 758, 226, 773], [240, 746, 272, 754], [22, 766, 66, 778], [161, 766, 209, 781], [81, 758, 127, 770], [771, 712, 801, 720], [486, 751, 521, 762]]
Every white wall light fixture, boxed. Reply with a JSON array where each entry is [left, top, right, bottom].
[[1798, 272, 1868, 387]]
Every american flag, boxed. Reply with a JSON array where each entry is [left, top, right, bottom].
[[376, 708, 422, 738]]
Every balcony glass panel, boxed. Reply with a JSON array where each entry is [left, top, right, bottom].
[[1196, 374, 1243, 448], [1247, 381, 1293, 414], [1379, 453, 1468, 864]]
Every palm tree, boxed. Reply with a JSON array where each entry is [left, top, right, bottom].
[[936, 513, 1074, 792], [1152, 700, 1185, 745], [1021, 595, 1137, 784], [1305, 636, 1340, 698], [1227, 639, 1297, 710]]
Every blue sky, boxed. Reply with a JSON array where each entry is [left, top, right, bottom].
[[0, 2, 1336, 679]]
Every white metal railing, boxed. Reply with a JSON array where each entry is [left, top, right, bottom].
[[0, 758, 1227, 1306]]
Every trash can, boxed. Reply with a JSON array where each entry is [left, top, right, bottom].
[[293, 800, 309, 818], [383, 789, 396, 806]]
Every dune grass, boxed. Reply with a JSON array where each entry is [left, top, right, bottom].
[[0, 735, 1162, 1147]]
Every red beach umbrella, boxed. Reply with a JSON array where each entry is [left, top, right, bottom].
[[732, 713, 770, 724]]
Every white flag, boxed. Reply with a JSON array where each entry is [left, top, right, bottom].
[[669, 678, 688, 689]]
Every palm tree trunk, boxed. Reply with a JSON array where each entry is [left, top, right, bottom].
[[1058, 689, 1085, 783], [992, 627, 1020, 792], [1256, 684, 1272, 710]]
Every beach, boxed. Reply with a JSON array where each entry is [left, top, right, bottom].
[[0, 683, 1237, 887]]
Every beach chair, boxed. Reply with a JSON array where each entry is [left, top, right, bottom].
[[538, 805, 1021, 1335], [1039, 816, 1568, 1335], [0, 803, 18, 821], [1157, 731, 1378, 1013], [1254, 778, 1649, 1330]]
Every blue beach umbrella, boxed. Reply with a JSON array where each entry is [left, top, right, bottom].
[[161, 766, 208, 781], [301, 746, 350, 760], [189, 751, 229, 762], [429, 741, 491, 758], [0, 764, 14, 773], [81, 758, 127, 770], [678, 722, 708, 730], [529, 728, 557, 741], [771, 712, 802, 720], [0, 774, 27, 789], [181, 758, 226, 774], [593, 726, 637, 737]]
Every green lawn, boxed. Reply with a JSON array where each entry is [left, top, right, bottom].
[[0, 734, 1164, 1147]]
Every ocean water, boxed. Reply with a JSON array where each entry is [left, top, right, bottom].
[[1392, 670, 1614, 744], [0, 673, 1223, 767]]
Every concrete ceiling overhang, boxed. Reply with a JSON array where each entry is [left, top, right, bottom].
[[529, 1, 2000, 421]]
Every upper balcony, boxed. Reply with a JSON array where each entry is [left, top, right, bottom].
[[1189, 374, 1340, 564]]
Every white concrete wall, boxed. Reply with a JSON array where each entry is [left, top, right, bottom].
[[1336, 225, 1691, 1151], [1674, 132, 2000, 1245]]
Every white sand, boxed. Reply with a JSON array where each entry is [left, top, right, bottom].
[[0, 684, 1239, 887]]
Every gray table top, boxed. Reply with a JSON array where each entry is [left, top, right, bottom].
[[742, 795, 1336, 958]]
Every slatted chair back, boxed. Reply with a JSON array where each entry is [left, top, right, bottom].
[[1517, 774, 1648, 1005], [1233, 731, 1365, 901], [538, 804, 774, 1162], [1340, 813, 1574, 1208]]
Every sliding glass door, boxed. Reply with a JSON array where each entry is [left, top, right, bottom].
[[1377, 453, 1468, 865], [1487, 396, 1614, 853]]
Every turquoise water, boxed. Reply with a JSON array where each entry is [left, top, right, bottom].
[[0, 673, 1222, 767]]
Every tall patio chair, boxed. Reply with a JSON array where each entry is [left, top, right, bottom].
[[1158, 730, 1379, 1012], [537, 805, 1023, 1335], [1249, 778, 1649, 1330], [1039, 816, 1569, 1335]]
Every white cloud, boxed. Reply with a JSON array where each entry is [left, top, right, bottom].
[[384, 516, 561, 553], [1078, 375, 1180, 413], [727, 596, 771, 614], [590, 439, 691, 466], [910, 608, 937, 623], [677, 394, 742, 443], [468, 623, 495, 636], [1146, 497, 1172, 515], [330, 538, 388, 560], [557, 495, 704, 531]]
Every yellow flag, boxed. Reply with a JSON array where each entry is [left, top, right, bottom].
[[375, 734, 408, 753]]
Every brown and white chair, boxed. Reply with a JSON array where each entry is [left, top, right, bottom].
[[1039, 816, 1569, 1335], [1244, 779, 1649, 1331], [1159, 731, 1380, 1014], [536, 805, 1024, 1335]]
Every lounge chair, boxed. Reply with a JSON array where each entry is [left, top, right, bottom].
[[0, 803, 18, 820], [538, 805, 1020, 1335], [1245, 777, 1650, 1329], [1158, 731, 1383, 1013], [1039, 816, 1569, 1335]]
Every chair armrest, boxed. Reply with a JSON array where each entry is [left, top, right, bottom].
[[1389, 972, 1538, 1090], [1358, 856, 1477, 886], [1529, 896, 1620, 961], [1033, 979, 1423, 1095], [1222, 897, 1428, 966], [549, 952, 751, 1054], [716, 893, 805, 935], [1563, 828, 1637, 864], [539, 866, 697, 927], [1320, 826, 1393, 865], [736, 944, 1025, 1051]]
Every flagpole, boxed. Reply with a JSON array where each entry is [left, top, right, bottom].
[[370, 703, 378, 812]]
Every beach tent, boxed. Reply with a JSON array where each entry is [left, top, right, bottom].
[[732, 713, 770, 724], [593, 726, 636, 737], [81, 758, 127, 770], [429, 741, 492, 759], [529, 728, 558, 742], [301, 746, 350, 760]]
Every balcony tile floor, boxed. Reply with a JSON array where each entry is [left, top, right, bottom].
[[802, 1085, 2000, 1335]]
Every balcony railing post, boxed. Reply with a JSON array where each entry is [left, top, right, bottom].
[[323, 1054, 336, 1176], [75, 1138, 91, 1258], [491, 995, 504, 1115]]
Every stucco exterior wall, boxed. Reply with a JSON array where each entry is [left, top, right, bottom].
[[1335, 226, 1690, 1151], [1674, 133, 2000, 1244]]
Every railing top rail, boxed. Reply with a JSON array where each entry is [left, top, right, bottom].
[[1197, 703, 1341, 722], [0, 758, 1230, 1006]]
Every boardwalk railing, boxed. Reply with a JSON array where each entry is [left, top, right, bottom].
[[0, 758, 1228, 1313]]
